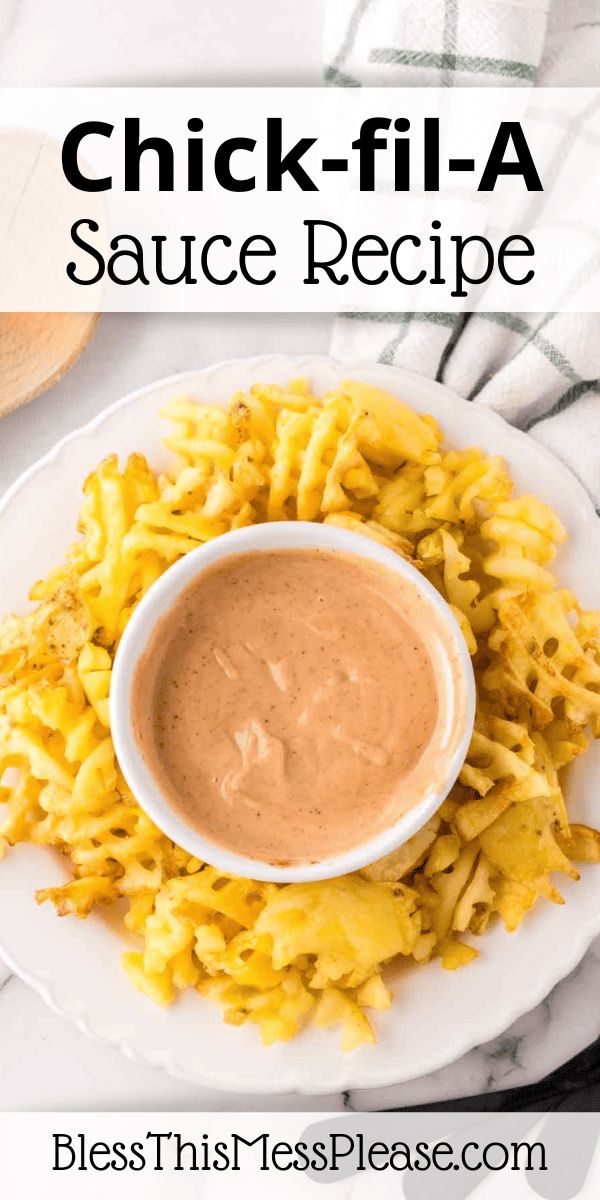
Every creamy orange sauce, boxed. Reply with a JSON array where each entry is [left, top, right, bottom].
[[132, 549, 445, 865]]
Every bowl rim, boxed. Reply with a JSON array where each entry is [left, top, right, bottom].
[[111, 519, 476, 883]]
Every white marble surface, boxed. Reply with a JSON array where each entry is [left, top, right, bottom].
[[2, 311, 600, 1111]]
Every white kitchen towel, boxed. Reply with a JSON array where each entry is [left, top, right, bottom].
[[325, 0, 600, 509]]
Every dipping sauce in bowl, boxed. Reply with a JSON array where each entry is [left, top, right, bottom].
[[132, 548, 440, 866], [112, 522, 475, 882]]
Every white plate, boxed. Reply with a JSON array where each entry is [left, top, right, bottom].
[[1, 354, 599, 1096]]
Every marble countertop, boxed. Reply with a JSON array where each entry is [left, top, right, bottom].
[[2, 312, 600, 1111]]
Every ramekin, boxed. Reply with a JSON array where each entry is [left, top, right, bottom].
[[111, 521, 476, 883]]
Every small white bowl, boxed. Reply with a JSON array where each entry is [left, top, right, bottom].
[[111, 521, 475, 883]]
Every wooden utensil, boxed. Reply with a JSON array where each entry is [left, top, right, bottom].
[[0, 312, 100, 418]]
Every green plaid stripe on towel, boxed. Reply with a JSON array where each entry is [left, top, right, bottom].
[[325, 0, 600, 510]]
